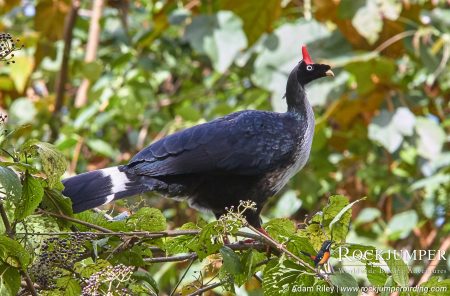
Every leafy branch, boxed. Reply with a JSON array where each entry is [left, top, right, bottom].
[[0, 202, 37, 296]]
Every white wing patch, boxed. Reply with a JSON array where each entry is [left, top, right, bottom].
[[99, 167, 130, 205]]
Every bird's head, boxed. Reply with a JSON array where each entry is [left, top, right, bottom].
[[296, 45, 334, 86]]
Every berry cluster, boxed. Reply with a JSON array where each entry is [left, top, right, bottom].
[[0, 33, 23, 64], [30, 233, 95, 289], [82, 264, 134, 296]]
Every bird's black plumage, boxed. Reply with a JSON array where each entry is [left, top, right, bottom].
[[62, 46, 333, 229]]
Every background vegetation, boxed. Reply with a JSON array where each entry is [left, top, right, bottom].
[[0, 0, 449, 295]]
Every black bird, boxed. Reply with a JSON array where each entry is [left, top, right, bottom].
[[62, 46, 334, 234]]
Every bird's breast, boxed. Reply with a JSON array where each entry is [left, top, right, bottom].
[[265, 112, 315, 194]]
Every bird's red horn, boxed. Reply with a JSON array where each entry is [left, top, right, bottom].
[[302, 45, 313, 65]]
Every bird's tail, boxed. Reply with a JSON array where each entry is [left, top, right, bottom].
[[62, 166, 151, 213]]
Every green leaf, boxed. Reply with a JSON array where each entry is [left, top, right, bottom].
[[80, 61, 103, 81], [234, 249, 266, 286], [220, 246, 243, 274], [351, 0, 382, 44], [15, 174, 44, 220], [418, 278, 450, 296], [42, 188, 73, 216], [330, 272, 359, 296], [0, 264, 20, 296], [74, 258, 111, 278], [193, 221, 222, 260], [381, 276, 395, 296], [55, 276, 82, 296], [127, 207, 166, 232], [86, 139, 118, 158], [302, 223, 327, 251], [112, 245, 150, 267], [9, 56, 34, 93], [368, 108, 416, 153], [221, 0, 281, 46], [322, 195, 351, 242], [0, 236, 30, 269], [185, 11, 247, 72], [0, 167, 21, 202], [345, 58, 396, 95], [366, 263, 388, 287], [263, 258, 311, 295], [354, 208, 381, 224], [386, 210, 418, 240], [338, 0, 366, 19], [164, 222, 200, 254], [329, 197, 365, 232], [382, 252, 409, 286], [263, 218, 296, 243], [23, 141, 67, 188], [286, 236, 316, 261], [7, 98, 36, 125], [132, 270, 159, 295], [415, 117, 446, 160]]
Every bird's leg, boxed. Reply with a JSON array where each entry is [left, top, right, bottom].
[[222, 235, 230, 245]]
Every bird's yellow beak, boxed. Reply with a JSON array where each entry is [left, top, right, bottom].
[[325, 69, 334, 77]]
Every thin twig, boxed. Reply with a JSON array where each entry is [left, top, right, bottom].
[[146, 253, 197, 264], [186, 281, 223, 296], [170, 256, 196, 296], [373, 30, 416, 53], [247, 225, 312, 269], [37, 209, 113, 233]]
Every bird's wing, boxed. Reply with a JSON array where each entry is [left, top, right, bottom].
[[126, 111, 304, 176]]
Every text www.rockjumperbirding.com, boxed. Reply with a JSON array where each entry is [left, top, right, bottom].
[[290, 285, 448, 294]]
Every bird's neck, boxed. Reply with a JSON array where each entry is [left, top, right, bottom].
[[285, 68, 310, 115]]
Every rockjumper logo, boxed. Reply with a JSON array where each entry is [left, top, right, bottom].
[[337, 247, 447, 262]]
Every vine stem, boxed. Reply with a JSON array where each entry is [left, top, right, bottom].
[[0, 202, 38, 296]]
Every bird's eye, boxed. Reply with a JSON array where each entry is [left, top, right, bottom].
[[306, 65, 313, 71]]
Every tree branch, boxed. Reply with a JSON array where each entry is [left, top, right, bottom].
[[247, 225, 334, 286], [37, 209, 113, 233], [418, 236, 450, 285], [51, 0, 81, 140], [74, 0, 105, 108]]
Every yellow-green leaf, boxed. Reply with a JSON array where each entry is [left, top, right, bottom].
[[221, 0, 281, 46]]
